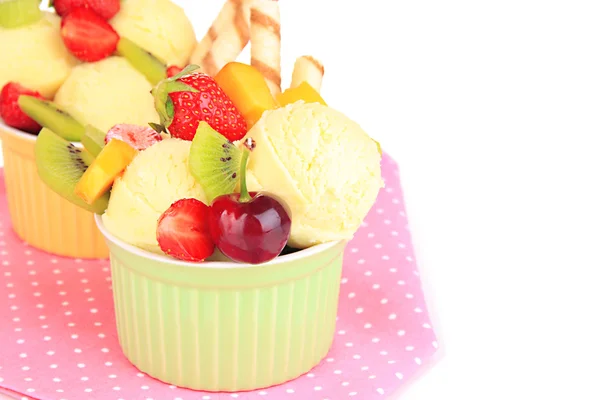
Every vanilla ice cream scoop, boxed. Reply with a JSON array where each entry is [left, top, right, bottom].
[[102, 138, 207, 254], [54, 57, 159, 132], [241, 102, 383, 249], [0, 12, 78, 98], [110, 0, 196, 67]]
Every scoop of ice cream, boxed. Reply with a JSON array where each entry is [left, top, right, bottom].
[[110, 0, 196, 67], [102, 138, 207, 253], [54, 57, 159, 132], [241, 102, 383, 249], [0, 13, 78, 98]]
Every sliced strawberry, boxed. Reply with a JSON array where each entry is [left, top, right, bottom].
[[0, 82, 44, 134], [157, 198, 215, 262], [152, 66, 247, 142], [60, 7, 119, 62], [105, 124, 162, 150], [166, 65, 183, 78], [54, 0, 120, 20]]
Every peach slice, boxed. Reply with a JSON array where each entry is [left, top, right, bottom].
[[74, 139, 138, 204], [214, 62, 278, 128], [276, 81, 327, 107]]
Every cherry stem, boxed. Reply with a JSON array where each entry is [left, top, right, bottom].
[[238, 148, 251, 203]]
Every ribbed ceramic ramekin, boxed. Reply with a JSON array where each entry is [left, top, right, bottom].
[[95, 214, 346, 392], [0, 122, 108, 258]]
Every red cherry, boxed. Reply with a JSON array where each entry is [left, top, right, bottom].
[[209, 192, 291, 264], [208, 138, 292, 264]]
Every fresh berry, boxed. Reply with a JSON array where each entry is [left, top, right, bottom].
[[54, 0, 120, 20], [60, 7, 119, 62], [157, 198, 215, 262], [166, 65, 183, 78], [0, 82, 44, 134], [208, 139, 291, 264], [105, 123, 162, 150], [152, 65, 247, 142]]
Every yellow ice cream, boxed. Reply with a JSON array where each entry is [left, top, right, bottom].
[[110, 0, 196, 67], [0, 13, 78, 98], [102, 138, 207, 254], [54, 57, 159, 132], [242, 102, 383, 249]]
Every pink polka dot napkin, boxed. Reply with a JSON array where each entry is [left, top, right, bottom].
[[0, 153, 439, 399]]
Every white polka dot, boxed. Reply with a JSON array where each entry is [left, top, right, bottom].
[[355, 307, 363, 314], [50, 259, 58, 264], [375, 243, 382, 249], [389, 268, 397, 273], [113, 387, 120, 391], [43, 336, 51, 341], [90, 308, 98, 313], [367, 233, 375, 238], [23, 377, 31, 382], [81, 279, 89, 284], [53, 378, 61, 382], [84, 289, 92, 293], [101, 348, 109, 353], [68, 323, 75, 327], [364, 270, 372, 276], [372, 283, 380, 289], [388, 360, 397, 364], [41, 325, 48, 329], [342, 382, 349, 386], [286, 389, 294, 393], [389, 313, 397, 320], [398, 242, 406, 248], [47, 351, 55, 355], [77, 363, 85, 368], [6, 283, 13, 288], [56, 280, 63, 285], [71, 334, 78, 339], [337, 330, 346, 335], [396, 372, 404, 379], [376, 208, 384, 214], [382, 255, 390, 260], [14, 327, 21, 332], [326, 357, 334, 362], [377, 388, 385, 395], [334, 370, 342, 374], [33, 292, 41, 297], [314, 386, 322, 391], [137, 373, 145, 377], [84, 388, 92, 393], [13, 317, 20, 322], [98, 333, 106, 338], [36, 304, 44, 309], [433, 341, 439, 348], [341, 277, 348, 284], [353, 354, 361, 359], [406, 256, 413, 262], [4, 272, 10, 276], [397, 331, 405, 338], [307, 373, 315, 378], [105, 361, 112, 366], [50, 364, 57, 369], [28, 270, 35, 275], [109, 374, 117, 379], [8, 293, 15, 299], [423, 323, 431, 329], [259, 391, 268, 395], [372, 337, 380, 343], [52, 269, 61, 274], [26, 389, 34, 393], [22, 366, 30, 371], [59, 291, 67, 296], [74, 348, 82, 353], [88, 297, 95, 302], [350, 248, 358, 253], [19, 353, 27, 358], [380, 298, 388, 304], [349, 392, 358, 396], [406, 345, 415, 351], [17, 339, 25, 344], [141, 385, 149, 390], [397, 280, 405, 285], [414, 307, 423, 313], [406, 293, 414, 299], [348, 292, 355, 298], [380, 350, 388, 355], [39, 315, 46, 320], [364, 323, 372, 329], [369, 375, 376, 379], [415, 357, 422, 365], [361, 366, 369, 370]]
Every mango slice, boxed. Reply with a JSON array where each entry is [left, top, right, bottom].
[[276, 81, 327, 107], [75, 139, 138, 204], [214, 62, 278, 128]]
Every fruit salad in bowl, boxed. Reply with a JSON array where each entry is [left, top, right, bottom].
[[0, 0, 195, 257]]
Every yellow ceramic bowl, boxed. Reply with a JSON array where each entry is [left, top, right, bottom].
[[0, 122, 108, 258]]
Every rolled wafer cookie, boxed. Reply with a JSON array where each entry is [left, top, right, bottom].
[[189, 0, 238, 66], [199, 0, 251, 76], [291, 55, 325, 93], [250, 0, 281, 95]]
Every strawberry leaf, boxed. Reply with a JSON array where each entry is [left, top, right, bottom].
[[152, 79, 198, 127]]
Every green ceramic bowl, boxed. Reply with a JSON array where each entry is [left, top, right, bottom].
[[95, 215, 347, 392]]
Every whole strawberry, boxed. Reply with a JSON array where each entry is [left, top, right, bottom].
[[151, 65, 247, 142], [0, 82, 44, 134], [53, 0, 120, 20]]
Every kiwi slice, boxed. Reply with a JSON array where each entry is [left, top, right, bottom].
[[35, 128, 109, 214], [0, 0, 43, 29], [117, 37, 167, 86], [18, 95, 85, 142], [189, 122, 243, 204], [81, 125, 106, 157]]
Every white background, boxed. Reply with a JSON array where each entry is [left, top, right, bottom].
[[2, 0, 600, 399]]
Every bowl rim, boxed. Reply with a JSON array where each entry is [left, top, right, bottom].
[[94, 214, 343, 270], [0, 120, 36, 142]]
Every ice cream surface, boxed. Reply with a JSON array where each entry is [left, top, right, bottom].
[[110, 0, 196, 67], [241, 102, 383, 249], [54, 57, 159, 132], [102, 138, 207, 254], [0, 12, 78, 98]]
